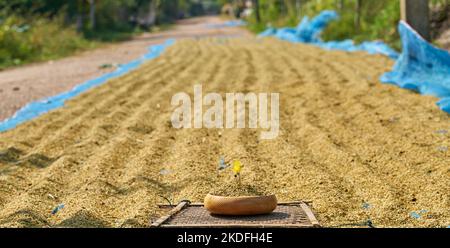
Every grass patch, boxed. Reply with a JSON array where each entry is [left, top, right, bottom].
[[0, 15, 96, 70]]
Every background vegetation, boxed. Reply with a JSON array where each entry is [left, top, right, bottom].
[[0, 0, 221, 69], [0, 0, 448, 69], [243, 0, 449, 50]]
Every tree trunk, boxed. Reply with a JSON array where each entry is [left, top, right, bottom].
[[355, 0, 362, 31], [401, 0, 431, 41], [89, 0, 96, 29], [138, 0, 157, 29], [253, 0, 261, 23], [76, 0, 84, 32], [296, 0, 301, 18], [337, 0, 344, 12], [147, 0, 157, 28]]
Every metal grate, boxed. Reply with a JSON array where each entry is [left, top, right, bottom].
[[151, 201, 320, 228]]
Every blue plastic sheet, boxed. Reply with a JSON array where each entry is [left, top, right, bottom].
[[259, 10, 399, 59], [261, 11, 450, 114], [381, 21, 450, 113], [294, 10, 339, 43], [206, 20, 246, 29], [0, 39, 175, 132]]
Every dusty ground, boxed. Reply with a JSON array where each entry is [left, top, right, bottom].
[[0, 16, 249, 121], [0, 37, 448, 228]]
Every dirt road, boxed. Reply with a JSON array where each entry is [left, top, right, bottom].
[[0, 16, 249, 121], [0, 36, 449, 227]]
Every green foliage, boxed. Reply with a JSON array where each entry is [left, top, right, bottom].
[[317, 0, 402, 50], [0, 15, 95, 69], [0, 0, 223, 69], [245, 0, 449, 51]]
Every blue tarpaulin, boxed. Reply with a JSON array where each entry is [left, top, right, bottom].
[[381, 21, 450, 113], [0, 39, 175, 132], [206, 20, 247, 29], [260, 11, 450, 114]]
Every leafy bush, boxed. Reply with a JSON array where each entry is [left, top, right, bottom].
[[318, 0, 401, 50], [0, 15, 95, 69], [0, 0, 221, 69]]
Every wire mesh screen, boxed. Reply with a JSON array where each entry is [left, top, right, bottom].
[[153, 202, 320, 228]]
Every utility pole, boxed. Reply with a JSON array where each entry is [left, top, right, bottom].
[[401, 0, 431, 41]]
